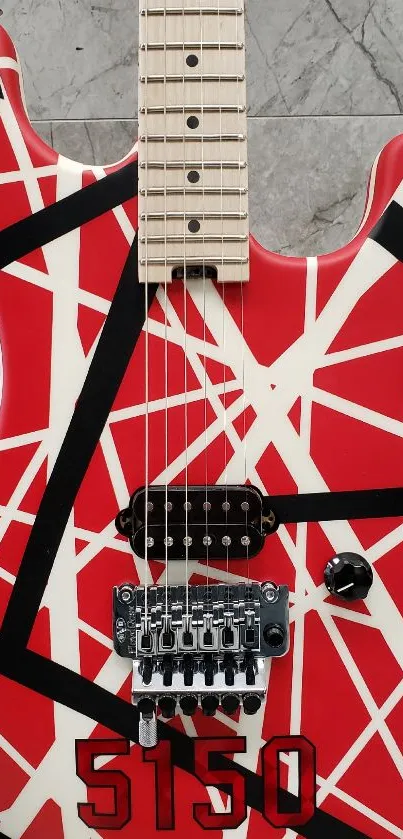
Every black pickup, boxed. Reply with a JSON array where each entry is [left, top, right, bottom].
[[116, 484, 274, 561]]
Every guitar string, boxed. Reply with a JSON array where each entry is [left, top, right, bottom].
[[182, 0, 190, 620], [144, 0, 150, 632], [218, 0, 231, 616], [164, 0, 169, 622], [238, 3, 250, 586], [201, 0, 209, 592]]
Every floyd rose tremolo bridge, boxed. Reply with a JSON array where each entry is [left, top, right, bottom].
[[114, 485, 288, 747], [113, 581, 289, 748]]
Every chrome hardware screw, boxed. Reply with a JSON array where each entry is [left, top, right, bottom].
[[147, 501, 154, 512], [164, 501, 173, 512], [222, 535, 231, 547], [203, 535, 212, 547], [222, 501, 231, 512], [241, 501, 250, 512], [183, 536, 193, 547], [241, 535, 251, 547], [183, 501, 192, 511], [138, 712, 158, 749], [120, 587, 132, 603], [262, 581, 279, 603], [146, 536, 154, 548], [203, 501, 212, 512], [164, 536, 174, 547]]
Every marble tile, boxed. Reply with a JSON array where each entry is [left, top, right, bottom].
[[2, 0, 138, 119], [4, 1, 403, 119], [50, 120, 136, 165], [247, 115, 403, 255], [245, 0, 403, 116], [30, 115, 403, 257], [31, 121, 52, 147]]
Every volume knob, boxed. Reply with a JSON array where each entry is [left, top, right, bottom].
[[324, 553, 373, 601]]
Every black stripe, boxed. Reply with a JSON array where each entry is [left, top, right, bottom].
[[0, 161, 137, 269], [0, 238, 157, 649], [266, 487, 403, 525], [0, 645, 370, 839], [369, 199, 403, 262]]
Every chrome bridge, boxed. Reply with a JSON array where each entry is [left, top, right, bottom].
[[113, 581, 289, 747], [116, 484, 276, 561]]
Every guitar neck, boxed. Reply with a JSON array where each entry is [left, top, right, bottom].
[[138, 1, 249, 285]]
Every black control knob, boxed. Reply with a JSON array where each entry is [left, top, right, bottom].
[[324, 553, 373, 601], [180, 694, 198, 716], [221, 694, 240, 715], [201, 695, 219, 716], [263, 623, 285, 649], [243, 694, 261, 715], [137, 697, 155, 719], [158, 695, 176, 719]]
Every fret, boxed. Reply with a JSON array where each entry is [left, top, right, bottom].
[[140, 133, 246, 142], [140, 187, 248, 195], [141, 234, 248, 243], [140, 257, 248, 266], [141, 211, 248, 220], [141, 41, 243, 51], [140, 105, 246, 113], [141, 7, 243, 16], [140, 73, 245, 83], [140, 161, 247, 169]]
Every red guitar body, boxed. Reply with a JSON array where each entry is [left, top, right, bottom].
[[0, 25, 402, 839]]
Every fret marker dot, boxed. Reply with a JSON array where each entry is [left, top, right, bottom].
[[188, 170, 200, 183], [186, 54, 199, 67], [188, 219, 200, 233], [187, 115, 199, 129]]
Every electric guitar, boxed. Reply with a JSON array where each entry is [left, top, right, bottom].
[[0, 4, 402, 838]]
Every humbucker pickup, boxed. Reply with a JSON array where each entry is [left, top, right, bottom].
[[116, 484, 275, 561], [113, 581, 289, 747]]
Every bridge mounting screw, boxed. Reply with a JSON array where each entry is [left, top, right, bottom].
[[120, 586, 133, 603], [262, 581, 279, 603]]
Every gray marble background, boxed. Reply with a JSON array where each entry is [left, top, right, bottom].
[[2, 0, 403, 255]]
